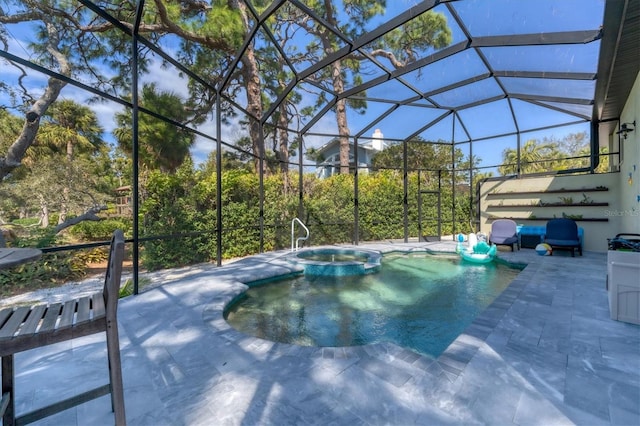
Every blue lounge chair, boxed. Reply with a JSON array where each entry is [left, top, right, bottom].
[[544, 218, 582, 257]]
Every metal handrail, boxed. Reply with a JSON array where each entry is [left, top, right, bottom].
[[291, 218, 309, 252]]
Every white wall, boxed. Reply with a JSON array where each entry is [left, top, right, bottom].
[[478, 71, 640, 252], [616, 71, 640, 235], [479, 174, 620, 252]]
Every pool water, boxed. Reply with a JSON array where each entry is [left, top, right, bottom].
[[225, 253, 522, 357]]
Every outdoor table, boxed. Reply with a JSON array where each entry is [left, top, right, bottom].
[[0, 248, 42, 269]]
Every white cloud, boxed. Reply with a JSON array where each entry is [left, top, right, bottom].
[[2, 38, 333, 169]]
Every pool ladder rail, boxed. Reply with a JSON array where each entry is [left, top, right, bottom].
[[291, 218, 309, 252]]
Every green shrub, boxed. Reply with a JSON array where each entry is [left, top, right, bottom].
[[140, 167, 209, 270], [69, 219, 132, 241], [74, 247, 110, 264], [11, 226, 61, 248], [0, 252, 87, 298], [11, 217, 40, 227]]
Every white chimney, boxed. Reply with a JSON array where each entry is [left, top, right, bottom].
[[372, 128, 384, 151]]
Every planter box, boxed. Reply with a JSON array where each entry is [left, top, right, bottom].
[[607, 250, 640, 325]]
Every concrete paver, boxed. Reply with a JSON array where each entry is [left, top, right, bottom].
[[5, 241, 640, 425]]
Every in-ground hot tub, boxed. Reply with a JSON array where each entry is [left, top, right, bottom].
[[288, 247, 382, 276]]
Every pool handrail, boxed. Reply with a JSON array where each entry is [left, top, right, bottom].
[[291, 218, 309, 252]]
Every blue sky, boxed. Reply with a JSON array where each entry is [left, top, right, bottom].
[[0, 0, 605, 170]]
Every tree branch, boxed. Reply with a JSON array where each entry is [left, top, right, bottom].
[[0, 9, 72, 181], [54, 204, 107, 233], [367, 49, 406, 68]]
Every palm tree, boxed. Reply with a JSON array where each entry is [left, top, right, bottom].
[[499, 140, 560, 175], [113, 83, 195, 174], [37, 100, 104, 224]]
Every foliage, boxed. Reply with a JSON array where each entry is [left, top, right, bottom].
[[303, 173, 355, 244], [498, 132, 606, 176], [371, 138, 462, 173], [1, 103, 112, 227], [0, 227, 88, 298], [69, 219, 132, 241], [263, 172, 300, 250], [73, 247, 110, 265], [287, 1, 451, 172], [119, 279, 134, 298], [139, 161, 209, 270], [358, 170, 404, 240], [11, 227, 59, 249], [0, 252, 86, 298], [113, 83, 196, 173], [9, 218, 40, 227], [119, 278, 156, 298], [199, 148, 253, 175]]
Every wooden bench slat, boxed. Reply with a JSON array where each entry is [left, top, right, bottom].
[[75, 296, 91, 325], [91, 292, 106, 319], [39, 303, 62, 333], [1, 390, 10, 418], [0, 307, 31, 340], [17, 305, 47, 336], [57, 300, 76, 330], [0, 308, 13, 328]]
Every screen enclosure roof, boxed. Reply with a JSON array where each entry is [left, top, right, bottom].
[[210, 0, 639, 147]]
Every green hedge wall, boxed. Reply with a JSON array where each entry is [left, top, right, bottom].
[[138, 166, 473, 270]]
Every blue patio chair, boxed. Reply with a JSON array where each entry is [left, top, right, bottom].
[[544, 218, 582, 257], [489, 219, 519, 251]]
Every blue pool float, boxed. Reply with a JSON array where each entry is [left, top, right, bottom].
[[460, 241, 497, 264]]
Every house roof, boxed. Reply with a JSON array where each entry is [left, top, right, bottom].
[[313, 137, 383, 157], [595, 0, 640, 141]]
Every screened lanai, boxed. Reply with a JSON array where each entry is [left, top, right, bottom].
[[0, 0, 638, 290]]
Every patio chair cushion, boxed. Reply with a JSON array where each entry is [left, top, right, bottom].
[[544, 218, 582, 257], [489, 219, 519, 251]]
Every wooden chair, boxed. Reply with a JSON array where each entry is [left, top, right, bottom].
[[0, 230, 126, 425]]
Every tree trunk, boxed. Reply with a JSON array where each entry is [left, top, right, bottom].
[[59, 140, 74, 224], [278, 104, 290, 173], [332, 59, 350, 174], [236, 1, 265, 176], [39, 195, 50, 228], [318, 1, 351, 175], [59, 187, 69, 224], [0, 77, 67, 181], [243, 53, 265, 175]]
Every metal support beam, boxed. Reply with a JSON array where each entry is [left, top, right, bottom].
[[131, 0, 145, 295], [471, 30, 602, 47]]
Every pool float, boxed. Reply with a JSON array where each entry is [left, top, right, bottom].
[[460, 240, 497, 264]]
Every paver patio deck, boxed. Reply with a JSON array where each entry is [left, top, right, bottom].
[[4, 241, 640, 425]]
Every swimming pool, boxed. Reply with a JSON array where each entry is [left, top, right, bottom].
[[289, 247, 381, 276], [225, 252, 522, 357]]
